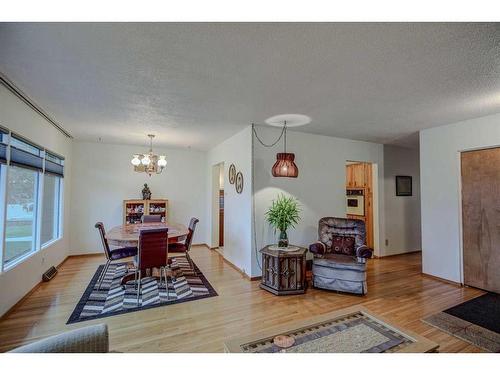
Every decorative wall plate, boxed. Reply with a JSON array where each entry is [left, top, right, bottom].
[[235, 171, 244, 194], [229, 164, 236, 184]]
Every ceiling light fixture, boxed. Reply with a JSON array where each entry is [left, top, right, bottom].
[[131, 134, 167, 176], [252, 120, 299, 178], [271, 121, 298, 178]]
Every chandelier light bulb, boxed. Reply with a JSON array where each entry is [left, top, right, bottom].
[[158, 156, 167, 167], [141, 155, 151, 165], [131, 155, 141, 166]]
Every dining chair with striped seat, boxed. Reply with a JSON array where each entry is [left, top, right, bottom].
[[134, 227, 170, 305], [169, 217, 199, 269], [94, 222, 138, 290]]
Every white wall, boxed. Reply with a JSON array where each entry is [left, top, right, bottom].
[[210, 163, 222, 248], [70, 141, 208, 254], [253, 125, 385, 276], [207, 127, 253, 276], [420, 112, 500, 283], [383, 145, 421, 256], [0, 84, 73, 317]]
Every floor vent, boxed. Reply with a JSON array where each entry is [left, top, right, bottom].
[[42, 266, 58, 282]]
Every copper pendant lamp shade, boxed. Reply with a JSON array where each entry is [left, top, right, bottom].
[[252, 119, 300, 178], [272, 152, 299, 178]]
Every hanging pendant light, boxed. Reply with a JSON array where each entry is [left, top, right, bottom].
[[271, 121, 299, 178], [272, 152, 298, 177]]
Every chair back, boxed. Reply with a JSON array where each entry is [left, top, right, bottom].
[[184, 217, 199, 251], [95, 222, 112, 260], [142, 215, 162, 223], [318, 217, 366, 256], [137, 228, 169, 270]]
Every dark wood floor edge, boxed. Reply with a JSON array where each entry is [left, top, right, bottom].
[[421, 272, 463, 287], [0, 255, 70, 321]]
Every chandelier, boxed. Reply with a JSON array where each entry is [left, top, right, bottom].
[[130, 134, 167, 176]]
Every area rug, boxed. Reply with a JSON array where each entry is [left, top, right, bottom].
[[67, 256, 217, 324], [422, 293, 500, 352], [225, 307, 438, 353]]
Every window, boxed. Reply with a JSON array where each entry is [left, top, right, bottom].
[[0, 129, 65, 270], [4, 166, 38, 265], [41, 173, 62, 246]]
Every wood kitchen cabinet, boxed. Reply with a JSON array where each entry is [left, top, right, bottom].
[[346, 163, 374, 249], [346, 163, 371, 188]]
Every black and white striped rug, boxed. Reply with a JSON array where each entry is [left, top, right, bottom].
[[67, 256, 217, 324]]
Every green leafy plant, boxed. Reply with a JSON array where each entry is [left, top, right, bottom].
[[265, 194, 301, 234]]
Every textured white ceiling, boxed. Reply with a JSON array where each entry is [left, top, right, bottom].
[[0, 23, 499, 150]]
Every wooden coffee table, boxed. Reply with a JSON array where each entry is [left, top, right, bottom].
[[224, 305, 439, 353]]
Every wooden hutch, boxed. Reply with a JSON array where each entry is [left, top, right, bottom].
[[123, 199, 168, 224]]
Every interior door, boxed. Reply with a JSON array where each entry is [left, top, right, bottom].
[[461, 147, 500, 293]]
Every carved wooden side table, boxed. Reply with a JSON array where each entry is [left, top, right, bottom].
[[259, 245, 307, 295]]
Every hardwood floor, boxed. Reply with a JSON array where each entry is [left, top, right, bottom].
[[0, 246, 485, 352]]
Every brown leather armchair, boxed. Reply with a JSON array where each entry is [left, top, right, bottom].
[[309, 217, 373, 295]]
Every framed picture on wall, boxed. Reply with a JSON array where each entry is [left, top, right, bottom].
[[396, 175, 412, 196]]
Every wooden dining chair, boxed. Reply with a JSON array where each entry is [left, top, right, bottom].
[[141, 215, 162, 223], [95, 222, 138, 290], [134, 228, 169, 305], [169, 217, 199, 269]]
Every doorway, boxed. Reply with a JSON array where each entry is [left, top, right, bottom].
[[345, 161, 377, 251], [211, 162, 224, 252], [461, 147, 500, 293]]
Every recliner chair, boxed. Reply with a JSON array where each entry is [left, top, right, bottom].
[[309, 217, 373, 295]]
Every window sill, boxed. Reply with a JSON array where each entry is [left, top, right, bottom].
[[41, 236, 62, 250], [2, 236, 63, 272], [3, 249, 38, 272]]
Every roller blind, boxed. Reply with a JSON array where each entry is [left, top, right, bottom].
[[44, 152, 64, 177], [9, 134, 43, 171], [0, 128, 7, 164]]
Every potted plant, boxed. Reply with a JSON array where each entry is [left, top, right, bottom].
[[265, 194, 301, 248]]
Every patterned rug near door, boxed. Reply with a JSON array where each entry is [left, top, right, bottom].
[[422, 293, 500, 352], [67, 256, 217, 324]]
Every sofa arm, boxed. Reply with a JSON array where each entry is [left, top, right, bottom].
[[9, 324, 109, 353], [309, 241, 327, 256], [356, 245, 373, 259]]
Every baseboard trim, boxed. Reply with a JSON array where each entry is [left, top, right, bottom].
[[67, 253, 103, 258], [0, 255, 69, 321], [193, 243, 210, 249], [374, 250, 421, 259], [209, 248, 259, 281], [422, 272, 463, 287]]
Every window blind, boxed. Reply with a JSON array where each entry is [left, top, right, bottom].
[[9, 135, 44, 171], [0, 128, 7, 164], [44, 152, 64, 177]]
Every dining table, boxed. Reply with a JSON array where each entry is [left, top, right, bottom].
[[106, 222, 189, 247], [105, 222, 189, 285]]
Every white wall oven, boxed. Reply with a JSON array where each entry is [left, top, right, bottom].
[[346, 189, 365, 216]]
